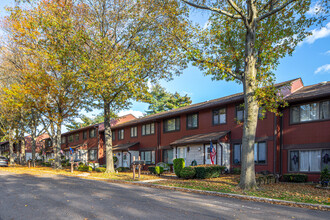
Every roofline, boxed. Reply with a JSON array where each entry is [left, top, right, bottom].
[[111, 78, 301, 129]]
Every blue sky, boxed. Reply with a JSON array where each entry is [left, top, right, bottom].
[[1, 1, 329, 121]]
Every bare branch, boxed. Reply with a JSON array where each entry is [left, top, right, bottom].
[[226, 0, 246, 19], [181, 0, 242, 19], [257, 0, 296, 21]]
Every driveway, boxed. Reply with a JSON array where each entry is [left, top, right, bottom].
[[0, 171, 328, 220]]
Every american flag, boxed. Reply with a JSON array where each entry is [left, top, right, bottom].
[[210, 141, 216, 165]]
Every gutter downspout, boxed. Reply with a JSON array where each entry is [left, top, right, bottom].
[[279, 111, 284, 175]]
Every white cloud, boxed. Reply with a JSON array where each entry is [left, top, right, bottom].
[[324, 50, 330, 55], [307, 1, 322, 15], [305, 22, 330, 44], [118, 110, 145, 118], [314, 64, 330, 74]]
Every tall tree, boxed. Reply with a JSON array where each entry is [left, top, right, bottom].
[[146, 84, 192, 115], [4, 0, 88, 168], [80, 0, 190, 173], [180, 0, 327, 189]]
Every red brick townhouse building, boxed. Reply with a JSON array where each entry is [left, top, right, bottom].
[[104, 78, 329, 181]]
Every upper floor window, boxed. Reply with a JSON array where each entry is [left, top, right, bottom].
[[213, 108, 226, 125], [75, 133, 79, 141], [83, 131, 87, 140], [131, 126, 137, 137], [291, 100, 330, 123], [142, 123, 155, 136], [164, 117, 180, 132], [68, 135, 73, 143], [89, 128, 96, 138], [112, 131, 115, 141], [118, 129, 124, 140], [61, 137, 66, 144], [236, 105, 244, 121], [187, 113, 198, 129]]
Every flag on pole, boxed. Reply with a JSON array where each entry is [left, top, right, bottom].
[[70, 147, 74, 155], [210, 141, 216, 165]]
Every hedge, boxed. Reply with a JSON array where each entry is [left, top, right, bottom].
[[116, 167, 130, 172], [155, 166, 164, 175], [180, 167, 196, 179], [95, 167, 106, 172], [148, 166, 156, 174], [282, 173, 308, 183], [78, 165, 93, 172], [194, 165, 226, 179], [42, 162, 51, 167], [173, 158, 185, 178]]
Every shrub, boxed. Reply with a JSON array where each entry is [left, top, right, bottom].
[[191, 160, 197, 166], [194, 165, 225, 179], [116, 167, 130, 172], [233, 167, 241, 174], [148, 166, 156, 174], [283, 173, 308, 183], [78, 165, 93, 172], [320, 167, 329, 187], [180, 167, 196, 179], [155, 166, 164, 175], [113, 156, 118, 164], [42, 162, 51, 167], [95, 167, 106, 173], [173, 158, 185, 178]]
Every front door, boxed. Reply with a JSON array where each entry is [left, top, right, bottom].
[[177, 147, 186, 162], [205, 144, 217, 164]]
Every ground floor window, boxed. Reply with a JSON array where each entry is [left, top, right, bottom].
[[233, 142, 267, 165], [290, 149, 330, 172], [141, 151, 155, 165], [89, 149, 97, 161], [163, 149, 174, 164]]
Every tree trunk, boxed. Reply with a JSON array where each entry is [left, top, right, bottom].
[[54, 123, 62, 169], [9, 128, 14, 165], [104, 101, 115, 173], [20, 136, 26, 165], [31, 132, 37, 164], [239, 2, 258, 190]]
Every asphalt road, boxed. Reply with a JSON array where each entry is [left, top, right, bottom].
[[0, 171, 328, 220]]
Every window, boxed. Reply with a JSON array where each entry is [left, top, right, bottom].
[[213, 108, 226, 125], [89, 149, 97, 161], [164, 117, 180, 132], [187, 113, 198, 129], [112, 131, 115, 141], [142, 123, 155, 136], [83, 131, 87, 140], [75, 133, 79, 141], [68, 135, 73, 143], [289, 150, 328, 172], [236, 105, 244, 121], [164, 149, 174, 164], [141, 151, 155, 164], [233, 144, 241, 164], [89, 128, 96, 138], [291, 100, 330, 123], [131, 126, 137, 137], [47, 140, 52, 147], [254, 142, 267, 164], [118, 129, 124, 140], [61, 137, 66, 144]]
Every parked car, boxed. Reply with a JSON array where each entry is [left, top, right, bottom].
[[0, 156, 8, 167]]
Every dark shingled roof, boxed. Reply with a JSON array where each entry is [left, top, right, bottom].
[[112, 79, 299, 129], [285, 81, 330, 102], [113, 142, 139, 151], [170, 131, 230, 146]]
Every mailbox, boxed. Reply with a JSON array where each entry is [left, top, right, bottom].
[[132, 160, 145, 166]]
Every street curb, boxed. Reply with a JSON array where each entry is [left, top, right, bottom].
[[83, 176, 330, 211]]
